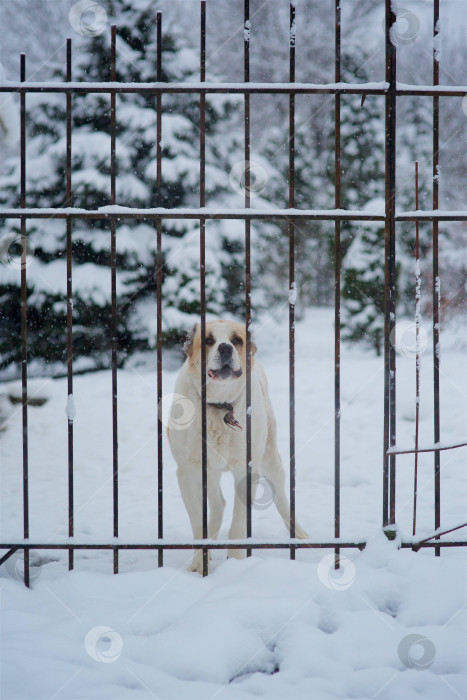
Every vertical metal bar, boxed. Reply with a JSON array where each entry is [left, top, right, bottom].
[[110, 25, 119, 574], [156, 11, 164, 569], [389, 24, 398, 529], [413, 161, 420, 537], [66, 38, 74, 571], [383, 0, 397, 529], [20, 53, 29, 588], [288, 1, 296, 560], [432, 0, 441, 556], [244, 0, 252, 558], [200, 1, 208, 576], [334, 0, 341, 568]]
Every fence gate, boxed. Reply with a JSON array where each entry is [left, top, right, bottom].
[[0, 0, 466, 583]]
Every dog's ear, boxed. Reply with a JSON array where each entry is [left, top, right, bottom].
[[184, 323, 198, 357], [250, 339, 257, 356]]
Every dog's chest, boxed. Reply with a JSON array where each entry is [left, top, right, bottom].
[[206, 409, 235, 444], [205, 408, 242, 468]]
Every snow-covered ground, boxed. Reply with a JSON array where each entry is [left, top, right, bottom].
[[1, 307, 466, 699]]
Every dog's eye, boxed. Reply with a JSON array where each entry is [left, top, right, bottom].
[[205, 336, 215, 346], [231, 336, 243, 346]]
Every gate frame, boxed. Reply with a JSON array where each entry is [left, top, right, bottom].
[[0, 0, 466, 583]]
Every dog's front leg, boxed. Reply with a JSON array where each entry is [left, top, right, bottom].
[[228, 469, 257, 560], [208, 471, 225, 540], [177, 467, 207, 574]]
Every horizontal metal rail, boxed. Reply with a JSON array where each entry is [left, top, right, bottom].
[[0, 80, 387, 95], [0, 81, 465, 97], [0, 541, 365, 552], [0, 540, 465, 558], [0, 208, 466, 221]]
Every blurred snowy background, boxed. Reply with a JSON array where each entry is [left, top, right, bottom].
[[0, 0, 466, 376]]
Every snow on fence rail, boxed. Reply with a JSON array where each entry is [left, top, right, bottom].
[[0, 0, 466, 585], [1, 206, 467, 221], [1, 81, 466, 96]]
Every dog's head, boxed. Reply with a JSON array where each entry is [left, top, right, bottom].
[[184, 320, 256, 384]]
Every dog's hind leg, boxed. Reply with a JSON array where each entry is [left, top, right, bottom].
[[261, 433, 309, 540]]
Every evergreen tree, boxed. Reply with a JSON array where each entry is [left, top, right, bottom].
[[336, 45, 386, 353], [0, 0, 243, 374], [256, 43, 387, 319], [341, 222, 387, 355], [256, 103, 335, 312]]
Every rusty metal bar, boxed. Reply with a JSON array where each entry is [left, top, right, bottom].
[[288, 1, 296, 560], [110, 25, 119, 574], [20, 52, 29, 588], [156, 12, 164, 569], [389, 440, 467, 456], [1, 540, 465, 553], [0, 548, 19, 567], [383, 0, 397, 528], [388, 6, 397, 528], [395, 87, 466, 97], [382, 4, 390, 528], [432, 0, 441, 557], [334, 0, 341, 570], [199, 1, 208, 577], [2, 83, 465, 97], [396, 213, 467, 222], [413, 162, 420, 537], [1, 209, 466, 222], [0, 83, 387, 95], [411, 522, 467, 548], [403, 542, 466, 549], [66, 39, 74, 571], [244, 0, 252, 558]]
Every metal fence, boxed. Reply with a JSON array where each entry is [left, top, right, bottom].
[[0, 0, 466, 584]]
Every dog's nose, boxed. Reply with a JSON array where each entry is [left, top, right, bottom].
[[218, 343, 233, 360]]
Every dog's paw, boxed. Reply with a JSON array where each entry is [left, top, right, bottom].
[[187, 561, 204, 575], [294, 523, 309, 540], [187, 550, 210, 575], [227, 548, 246, 560]]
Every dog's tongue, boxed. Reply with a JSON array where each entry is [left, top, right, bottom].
[[208, 369, 219, 380]]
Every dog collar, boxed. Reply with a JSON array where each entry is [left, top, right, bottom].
[[207, 402, 242, 431]]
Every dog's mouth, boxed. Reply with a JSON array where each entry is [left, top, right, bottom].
[[208, 365, 242, 381]]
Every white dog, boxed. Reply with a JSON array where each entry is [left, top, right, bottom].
[[168, 320, 308, 574]]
